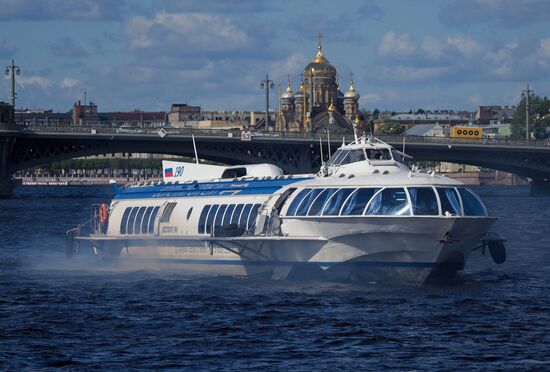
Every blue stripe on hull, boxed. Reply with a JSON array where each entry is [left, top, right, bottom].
[[114, 177, 311, 199], [137, 258, 436, 268]]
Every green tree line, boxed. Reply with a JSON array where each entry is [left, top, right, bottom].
[[511, 95, 550, 139]]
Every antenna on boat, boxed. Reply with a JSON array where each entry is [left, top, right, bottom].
[[192, 134, 199, 164], [326, 128, 332, 158], [319, 136, 325, 166], [402, 135, 407, 157]]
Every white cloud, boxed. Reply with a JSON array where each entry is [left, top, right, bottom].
[[18, 76, 52, 90], [378, 31, 415, 57], [421, 36, 446, 60], [126, 12, 252, 53], [537, 38, 550, 59], [60, 78, 81, 88], [447, 36, 481, 55]]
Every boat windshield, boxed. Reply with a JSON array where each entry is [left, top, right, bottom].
[[327, 149, 366, 166], [365, 148, 392, 161]]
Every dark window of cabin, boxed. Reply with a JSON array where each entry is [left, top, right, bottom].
[[457, 187, 486, 216], [285, 189, 311, 216], [205, 205, 219, 234], [436, 188, 461, 216], [141, 207, 154, 234], [341, 188, 379, 215], [307, 188, 337, 216], [127, 207, 139, 234], [223, 204, 236, 227], [148, 206, 160, 234], [221, 168, 247, 178], [120, 207, 131, 234], [340, 150, 366, 165], [160, 202, 177, 223], [295, 189, 324, 216], [366, 149, 392, 160], [321, 188, 355, 215], [231, 204, 244, 225], [239, 204, 252, 229], [366, 188, 411, 215], [214, 204, 228, 233], [247, 204, 261, 230], [198, 205, 211, 234], [409, 187, 438, 215], [148, 206, 159, 233], [134, 207, 147, 234]]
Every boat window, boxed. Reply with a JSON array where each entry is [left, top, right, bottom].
[[366, 188, 411, 215], [134, 207, 147, 234], [341, 188, 379, 215], [222, 167, 247, 179], [326, 150, 342, 166], [457, 187, 487, 216], [127, 207, 139, 234], [205, 205, 219, 234], [247, 204, 261, 230], [239, 204, 252, 229], [214, 204, 227, 233], [295, 189, 324, 216], [436, 188, 461, 216], [307, 188, 338, 216], [408, 187, 439, 215], [159, 202, 177, 223], [286, 189, 311, 216], [392, 150, 406, 164], [148, 206, 160, 234], [340, 149, 366, 165], [141, 207, 154, 234], [366, 148, 392, 161], [120, 207, 131, 234], [223, 204, 236, 226], [198, 205, 211, 234], [321, 188, 354, 215], [231, 204, 244, 225]]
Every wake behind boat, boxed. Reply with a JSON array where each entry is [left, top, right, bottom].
[[67, 134, 506, 284]]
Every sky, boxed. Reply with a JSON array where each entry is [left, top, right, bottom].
[[1, 0, 550, 113]]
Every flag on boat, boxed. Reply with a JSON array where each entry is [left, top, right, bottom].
[[164, 168, 173, 177]]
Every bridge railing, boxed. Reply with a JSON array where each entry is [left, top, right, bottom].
[[5, 123, 550, 148]]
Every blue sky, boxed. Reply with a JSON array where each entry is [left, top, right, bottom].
[[1, 0, 550, 112]]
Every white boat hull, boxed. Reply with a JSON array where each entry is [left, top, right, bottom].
[[79, 216, 496, 284]]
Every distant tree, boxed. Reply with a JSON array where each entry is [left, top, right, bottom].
[[408, 109, 413, 114], [511, 95, 550, 139], [377, 121, 405, 135], [415, 108, 425, 115], [372, 108, 380, 119]]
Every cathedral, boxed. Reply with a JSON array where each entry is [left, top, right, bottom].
[[277, 37, 361, 133]]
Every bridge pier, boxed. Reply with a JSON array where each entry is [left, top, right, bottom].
[[530, 178, 550, 195], [0, 178, 15, 198]]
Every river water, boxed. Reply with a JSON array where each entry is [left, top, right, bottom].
[[0, 185, 548, 370]]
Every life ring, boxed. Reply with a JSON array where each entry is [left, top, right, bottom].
[[99, 203, 109, 225]]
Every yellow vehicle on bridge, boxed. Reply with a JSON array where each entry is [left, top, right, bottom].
[[451, 126, 483, 139]]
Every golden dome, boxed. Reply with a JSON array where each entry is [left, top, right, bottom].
[[304, 34, 336, 77]]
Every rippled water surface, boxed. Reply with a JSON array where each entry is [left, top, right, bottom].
[[0, 185, 549, 370]]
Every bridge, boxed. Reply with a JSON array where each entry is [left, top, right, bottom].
[[1, 123, 550, 195]]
